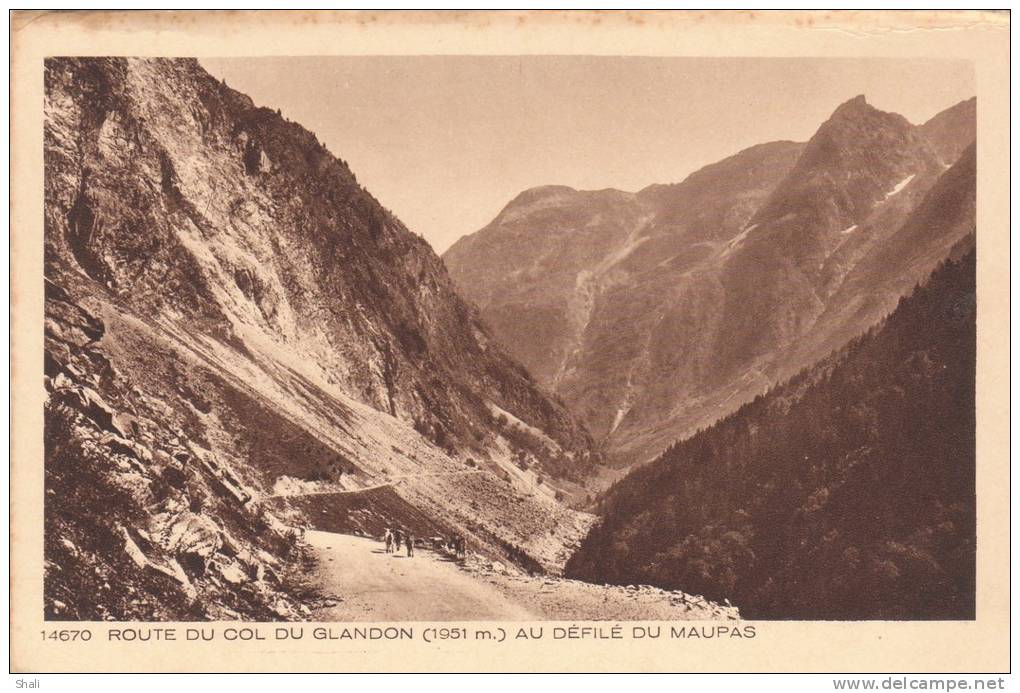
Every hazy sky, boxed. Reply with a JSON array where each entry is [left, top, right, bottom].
[[200, 57, 974, 253]]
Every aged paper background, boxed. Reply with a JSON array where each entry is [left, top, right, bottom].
[[10, 10, 1010, 672]]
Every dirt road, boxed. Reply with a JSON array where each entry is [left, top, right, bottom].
[[305, 530, 537, 621], [268, 469, 484, 499], [304, 530, 740, 622]]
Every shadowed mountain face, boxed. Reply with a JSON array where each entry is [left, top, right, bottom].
[[566, 248, 976, 620], [444, 96, 976, 467], [44, 58, 601, 619]]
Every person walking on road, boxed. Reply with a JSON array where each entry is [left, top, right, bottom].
[[383, 528, 393, 553], [406, 533, 414, 558]]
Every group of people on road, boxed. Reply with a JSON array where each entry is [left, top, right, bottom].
[[384, 527, 415, 557], [446, 534, 467, 559], [381, 527, 467, 560]]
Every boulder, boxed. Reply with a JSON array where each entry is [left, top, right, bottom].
[[120, 525, 196, 599], [80, 387, 116, 431], [217, 561, 248, 586], [100, 431, 139, 458], [219, 529, 241, 557], [162, 512, 223, 564], [151, 558, 197, 600], [255, 548, 279, 568], [160, 459, 189, 489], [234, 549, 267, 582], [111, 411, 138, 438], [132, 442, 153, 464], [120, 526, 149, 569], [271, 599, 292, 619], [45, 316, 94, 352], [197, 452, 251, 505]]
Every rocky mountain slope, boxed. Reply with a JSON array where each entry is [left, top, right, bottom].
[[919, 96, 976, 166], [566, 247, 976, 619], [44, 57, 598, 619], [444, 96, 976, 467]]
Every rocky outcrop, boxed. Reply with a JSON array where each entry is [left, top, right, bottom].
[[44, 310, 309, 620]]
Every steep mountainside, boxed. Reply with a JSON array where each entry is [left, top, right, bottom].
[[784, 142, 976, 371], [566, 248, 976, 620], [44, 58, 597, 619], [441, 186, 650, 385], [919, 96, 976, 165], [444, 96, 975, 467]]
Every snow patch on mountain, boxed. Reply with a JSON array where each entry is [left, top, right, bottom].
[[885, 174, 916, 199], [722, 223, 757, 256]]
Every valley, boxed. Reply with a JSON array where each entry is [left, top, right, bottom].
[[43, 57, 604, 621], [42, 56, 977, 623], [566, 249, 977, 619]]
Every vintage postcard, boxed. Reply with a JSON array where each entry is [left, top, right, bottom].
[[9, 10, 1010, 673]]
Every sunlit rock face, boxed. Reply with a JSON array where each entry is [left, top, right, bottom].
[[43, 57, 604, 620]]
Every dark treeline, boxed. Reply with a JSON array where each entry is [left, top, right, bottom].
[[566, 247, 976, 620]]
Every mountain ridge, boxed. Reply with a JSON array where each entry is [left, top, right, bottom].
[[920, 96, 976, 165], [566, 246, 976, 619], [443, 94, 976, 469]]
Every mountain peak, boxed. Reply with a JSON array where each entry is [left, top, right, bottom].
[[821, 95, 917, 135], [511, 184, 578, 204], [751, 91, 939, 239], [840, 94, 868, 108], [828, 94, 877, 121], [492, 185, 582, 224]]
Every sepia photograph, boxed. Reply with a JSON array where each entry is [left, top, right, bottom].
[[40, 50, 979, 623], [11, 9, 1010, 675]]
